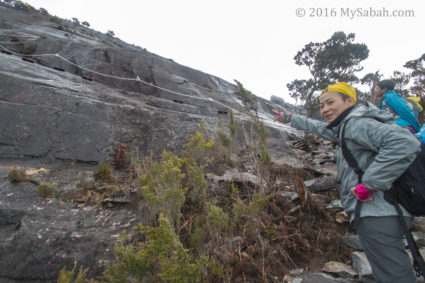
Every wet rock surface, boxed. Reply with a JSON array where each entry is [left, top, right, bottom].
[[0, 3, 300, 164]]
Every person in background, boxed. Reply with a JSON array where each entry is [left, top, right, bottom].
[[273, 82, 420, 283], [375, 79, 420, 134]]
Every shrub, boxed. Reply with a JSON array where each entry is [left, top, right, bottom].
[[49, 16, 63, 24], [233, 80, 258, 115], [207, 203, 229, 230], [181, 132, 214, 166], [93, 162, 112, 182], [218, 130, 230, 148], [103, 214, 208, 282], [14, 0, 35, 11], [140, 151, 186, 228], [38, 8, 48, 15], [229, 109, 236, 138], [57, 266, 89, 283], [37, 182, 56, 198], [233, 193, 272, 219], [8, 167, 26, 183], [181, 158, 207, 208], [254, 121, 271, 166]]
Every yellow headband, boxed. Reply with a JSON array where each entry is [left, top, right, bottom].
[[321, 82, 357, 103]]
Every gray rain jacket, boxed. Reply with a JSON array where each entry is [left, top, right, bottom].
[[290, 102, 421, 221]]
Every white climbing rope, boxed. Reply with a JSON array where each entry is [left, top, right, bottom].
[[0, 43, 243, 114]]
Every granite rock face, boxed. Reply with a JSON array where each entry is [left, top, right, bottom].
[[0, 3, 300, 164], [0, 170, 140, 281]]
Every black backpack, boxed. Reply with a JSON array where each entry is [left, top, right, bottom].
[[384, 141, 425, 216], [340, 119, 425, 277]]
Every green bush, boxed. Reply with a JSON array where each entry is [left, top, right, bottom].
[[57, 266, 89, 283], [8, 167, 26, 183], [37, 182, 56, 198], [14, 0, 36, 11], [233, 193, 272, 219], [181, 132, 214, 165], [229, 109, 236, 138], [254, 121, 271, 166], [218, 130, 230, 148], [140, 151, 186, 228], [207, 203, 229, 230], [93, 162, 112, 182], [103, 214, 208, 282], [181, 158, 207, 207], [233, 80, 258, 113]]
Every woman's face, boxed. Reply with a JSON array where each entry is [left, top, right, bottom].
[[319, 92, 355, 123]]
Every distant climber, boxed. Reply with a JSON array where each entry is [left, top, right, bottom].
[[375, 79, 420, 133]]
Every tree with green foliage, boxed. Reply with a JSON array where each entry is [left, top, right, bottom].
[[404, 53, 425, 97], [106, 30, 115, 37], [233, 80, 258, 120], [360, 71, 382, 104], [391, 70, 410, 96], [404, 53, 425, 124], [287, 32, 369, 113], [103, 214, 208, 283]]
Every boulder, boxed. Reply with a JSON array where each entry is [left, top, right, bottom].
[[351, 252, 373, 281], [342, 235, 363, 250], [412, 217, 425, 233], [322, 261, 357, 279], [304, 175, 338, 192]]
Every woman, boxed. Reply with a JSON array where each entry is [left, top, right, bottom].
[[274, 82, 421, 283]]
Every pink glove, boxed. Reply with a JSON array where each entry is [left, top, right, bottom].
[[274, 111, 292, 123], [355, 183, 372, 200]]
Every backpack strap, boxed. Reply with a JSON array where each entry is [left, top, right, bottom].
[[340, 119, 363, 229], [394, 201, 425, 277]]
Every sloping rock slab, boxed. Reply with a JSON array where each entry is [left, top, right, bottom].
[[0, 179, 140, 281]]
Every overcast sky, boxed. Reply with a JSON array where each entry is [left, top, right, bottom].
[[22, 0, 425, 103]]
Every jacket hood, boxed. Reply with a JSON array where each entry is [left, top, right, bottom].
[[346, 102, 396, 124]]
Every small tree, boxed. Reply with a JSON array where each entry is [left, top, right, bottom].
[[106, 30, 115, 37], [405, 53, 425, 97], [38, 7, 48, 15], [72, 18, 79, 24], [82, 21, 90, 27], [391, 70, 410, 96], [13, 0, 35, 11], [288, 31, 369, 114], [233, 80, 258, 120], [405, 53, 425, 124], [360, 71, 382, 104]]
